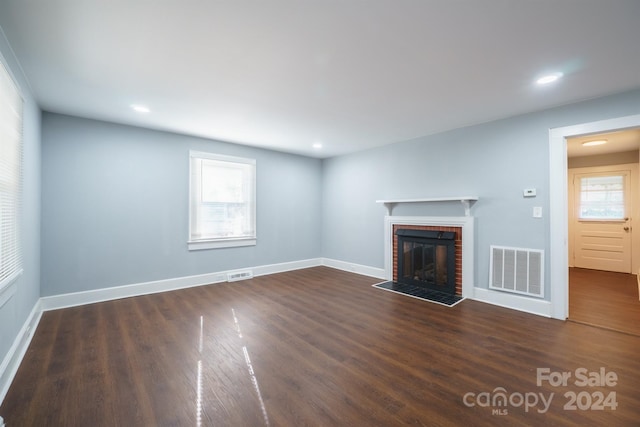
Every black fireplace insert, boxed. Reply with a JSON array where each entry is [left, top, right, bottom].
[[396, 229, 456, 295]]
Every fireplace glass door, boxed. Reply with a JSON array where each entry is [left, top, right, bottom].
[[396, 229, 456, 294], [401, 241, 448, 286]]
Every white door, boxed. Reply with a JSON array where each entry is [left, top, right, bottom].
[[572, 170, 632, 273]]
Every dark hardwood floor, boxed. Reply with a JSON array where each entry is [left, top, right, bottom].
[[2, 266, 639, 426], [569, 267, 640, 336]]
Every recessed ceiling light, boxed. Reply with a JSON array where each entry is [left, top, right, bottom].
[[312, 143, 322, 149], [582, 139, 608, 147], [131, 104, 150, 113], [536, 72, 563, 85]]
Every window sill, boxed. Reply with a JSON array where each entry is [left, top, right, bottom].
[[0, 269, 22, 309], [188, 237, 257, 251]]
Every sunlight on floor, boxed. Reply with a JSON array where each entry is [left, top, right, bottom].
[[232, 308, 270, 426]]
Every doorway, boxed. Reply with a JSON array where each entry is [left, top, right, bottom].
[[565, 129, 640, 334], [548, 113, 640, 321]]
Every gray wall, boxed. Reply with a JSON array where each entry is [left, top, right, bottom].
[[322, 89, 640, 300], [41, 114, 322, 296], [0, 32, 41, 368]]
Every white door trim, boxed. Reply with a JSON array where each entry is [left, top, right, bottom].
[[549, 113, 640, 320]]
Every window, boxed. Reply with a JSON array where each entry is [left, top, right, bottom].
[[578, 174, 625, 220], [0, 61, 23, 290], [189, 151, 256, 250]]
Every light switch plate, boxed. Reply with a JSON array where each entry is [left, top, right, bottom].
[[533, 206, 542, 218]]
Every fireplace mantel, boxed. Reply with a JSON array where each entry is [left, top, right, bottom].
[[376, 197, 478, 216]]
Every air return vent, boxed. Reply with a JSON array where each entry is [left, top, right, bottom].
[[227, 270, 253, 282], [489, 246, 544, 298]]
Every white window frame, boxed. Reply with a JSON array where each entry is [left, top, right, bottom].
[[577, 173, 627, 221], [0, 60, 23, 292], [188, 151, 256, 250]]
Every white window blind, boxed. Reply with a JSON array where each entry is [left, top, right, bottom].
[[579, 175, 625, 220], [189, 151, 256, 250], [0, 60, 23, 290]]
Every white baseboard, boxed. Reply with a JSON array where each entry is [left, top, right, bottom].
[[0, 299, 42, 405], [40, 259, 324, 312], [253, 258, 322, 277], [40, 272, 226, 312], [323, 257, 554, 317], [38, 258, 383, 313], [321, 258, 386, 279], [40, 258, 384, 312], [472, 287, 553, 318]]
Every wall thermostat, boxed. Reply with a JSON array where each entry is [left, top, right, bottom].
[[523, 188, 537, 197]]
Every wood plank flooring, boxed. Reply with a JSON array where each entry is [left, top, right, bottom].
[[569, 267, 640, 336], [2, 266, 639, 426]]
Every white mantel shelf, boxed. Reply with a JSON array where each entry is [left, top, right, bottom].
[[376, 197, 479, 216]]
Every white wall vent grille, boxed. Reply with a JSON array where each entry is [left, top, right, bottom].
[[227, 270, 254, 282], [489, 246, 544, 298]]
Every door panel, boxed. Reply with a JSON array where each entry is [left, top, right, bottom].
[[573, 170, 631, 273], [575, 222, 630, 271]]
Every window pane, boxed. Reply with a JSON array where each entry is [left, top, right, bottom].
[[197, 202, 252, 238], [189, 152, 256, 245], [201, 161, 247, 203], [579, 175, 624, 219]]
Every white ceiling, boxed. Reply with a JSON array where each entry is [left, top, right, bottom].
[[1, 1, 640, 158]]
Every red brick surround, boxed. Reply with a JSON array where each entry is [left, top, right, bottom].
[[392, 224, 463, 296]]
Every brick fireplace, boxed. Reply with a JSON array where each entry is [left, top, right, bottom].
[[383, 215, 474, 299]]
